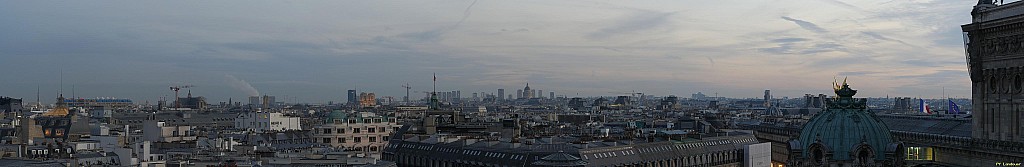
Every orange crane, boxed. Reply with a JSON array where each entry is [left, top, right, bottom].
[[170, 85, 194, 108]]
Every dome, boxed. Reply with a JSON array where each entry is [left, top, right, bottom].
[[42, 95, 70, 117], [326, 110, 348, 123], [41, 106, 69, 117], [793, 81, 898, 163]]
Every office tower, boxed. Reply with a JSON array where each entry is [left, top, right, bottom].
[[359, 92, 376, 107], [347, 90, 358, 104], [508, 94, 513, 100], [893, 97, 915, 113], [803, 94, 827, 108], [550, 92, 555, 99], [498, 89, 505, 100], [764, 90, 772, 108], [537, 90, 543, 99], [516, 89, 523, 99], [249, 96, 261, 108]]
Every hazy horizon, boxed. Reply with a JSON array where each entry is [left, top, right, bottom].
[[1, 0, 975, 103]]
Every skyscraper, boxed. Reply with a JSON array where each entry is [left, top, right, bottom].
[[764, 90, 772, 108], [347, 90, 358, 104], [550, 92, 555, 99], [498, 89, 505, 100], [516, 89, 523, 99], [537, 90, 543, 99], [359, 92, 376, 107]]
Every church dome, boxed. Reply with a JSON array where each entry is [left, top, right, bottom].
[[791, 81, 902, 165]]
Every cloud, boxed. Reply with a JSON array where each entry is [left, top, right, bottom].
[[861, 31, 913, 47], [781, 16, 828, 33], [588, 11, 675, 39]]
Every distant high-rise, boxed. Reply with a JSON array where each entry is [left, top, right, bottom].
[[261, 95, 276, 109], [893, 97, 915, 113], [803, 94, 827, 108], [550, 92, 555, 99], [516, 89, 523, 99], [764, 90, 772, 108], [497, 89, 505, 100], [537, 90, 543, 99], [347, 90, 358, 104], [508, 94, 513, 100], [249, 96, 261, 108], [359, 92, 376, 107]]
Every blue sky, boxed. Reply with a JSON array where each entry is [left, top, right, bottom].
[[0, 0, 976, 103]]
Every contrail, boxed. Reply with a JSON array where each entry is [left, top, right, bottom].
[[451, 0, 478, 29]]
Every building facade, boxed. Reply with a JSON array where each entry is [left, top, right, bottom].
[[234, 112, 302, 132], [312, 111, 401, 159], [963, 0, 1024, 142]]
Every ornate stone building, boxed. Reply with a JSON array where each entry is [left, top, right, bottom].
[[787, 82, 904, 166], [963, 0, 1024, 142]]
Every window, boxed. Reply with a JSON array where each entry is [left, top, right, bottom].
[[368, 128, 376, 133], [364, 119, 371, 123], [379, 127, 386, 133], [992, 76, 999, 93], [353, 128, 361, 133], [383, 136, 389, 141], [349, 119, 356, 124], [370, 137, 377, 142], [323, 128, 332, 134], [323, 138, 332, 143], [338, 128, 346, 134], [340, 138, 347, 143], [354, 137, 362, 143], [1016, 75, 1022, 93]]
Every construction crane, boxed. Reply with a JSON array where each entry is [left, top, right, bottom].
[[401, 83, 412, 104], [169, 85, 194, 108]]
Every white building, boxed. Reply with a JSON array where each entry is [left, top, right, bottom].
[[312, 111, 401, 159], [234, 112, 302, 132], [142, 117, 196, 142]]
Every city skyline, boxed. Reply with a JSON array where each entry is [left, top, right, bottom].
[[1, 0, 973, 103]]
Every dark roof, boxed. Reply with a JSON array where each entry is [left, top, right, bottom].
[[533, 152, 587, 166], [877, 114, 971, 137]]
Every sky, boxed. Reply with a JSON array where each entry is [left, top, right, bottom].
[[0, 0, 978, 104]]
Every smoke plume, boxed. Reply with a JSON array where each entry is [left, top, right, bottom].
[[225, 74, 259, 96]]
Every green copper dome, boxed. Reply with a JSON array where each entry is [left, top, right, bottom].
[[794, 82, 896, 162], [327, 110, 348, 123]]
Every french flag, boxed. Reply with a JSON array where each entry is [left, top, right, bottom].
[[920, 99, 931, 114]]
